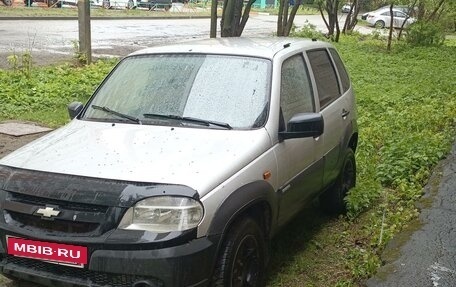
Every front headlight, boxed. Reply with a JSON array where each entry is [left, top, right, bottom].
[[118, 196, 204, 233]]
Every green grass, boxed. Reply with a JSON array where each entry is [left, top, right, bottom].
[[0, 36, 455, 286]]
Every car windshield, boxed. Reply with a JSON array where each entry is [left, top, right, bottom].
[[82, 54, 271, 129]]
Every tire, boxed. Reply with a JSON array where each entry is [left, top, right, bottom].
[[4, 0, 13, 6], [375, 20, 385, 29], [127, 0, 134, 9], [102, 0, 110, 8], [320, 148, 356, 215], [212, 217, 266, 287]]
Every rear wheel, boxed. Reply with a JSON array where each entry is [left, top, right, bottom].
[[212, 217, 266, 287], [4, 0, 13, 6], [375, 20, 385, 29], [102, 0, 110, 8], [127, 0, 134, 9], [320, 148, 356, 215]]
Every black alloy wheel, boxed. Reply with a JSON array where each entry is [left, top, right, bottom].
[[212, 217, 266, 287], [231, 235, 261, 286]]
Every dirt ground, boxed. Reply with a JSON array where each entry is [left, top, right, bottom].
[[0, 132, 47, 287], [0, 132, 45, 159]]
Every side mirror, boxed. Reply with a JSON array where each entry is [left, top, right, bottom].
[[279, 113, 324, 140], [68, 102, 84, 120]]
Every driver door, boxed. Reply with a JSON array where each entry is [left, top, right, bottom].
[[275, 54, 323, 226]]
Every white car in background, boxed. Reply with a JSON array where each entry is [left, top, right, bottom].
[[365, 8, 416, 28], [60, 0, 136, 8], [341, 3, 352, 13], [97, 0, 136, 9]]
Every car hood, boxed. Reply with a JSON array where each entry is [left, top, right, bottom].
[[0, 120, 272, 197]]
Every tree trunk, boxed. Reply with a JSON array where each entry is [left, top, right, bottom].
[[397, 0, 417, 40], [277, 0, 302, 36], [220, 0, 256, 37], [210, 0, 218, 38], [427, 0, 445, 21], [417, 0, 425, 20], [319, 3, 330, 33], [387, 4, 394, 51], [342, 0, 360, 33], [283, 0, 303, 36], [236, 0, 256, 35]]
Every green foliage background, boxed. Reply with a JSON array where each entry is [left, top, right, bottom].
[[0, 59, 117, 126], [0, 36, 455, 286]]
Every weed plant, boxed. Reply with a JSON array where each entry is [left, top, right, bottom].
[[0, 36, 455, 286]]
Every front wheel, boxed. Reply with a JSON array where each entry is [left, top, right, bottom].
[[320, 148, 356, 215], [4, 0, 13, 6], [375, 20, 385, 29], [102, 0, 110, 8], [127, 0, 134, 9], [212, 217, 266, 287]]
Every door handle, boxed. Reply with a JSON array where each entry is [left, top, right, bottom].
[[341, 109, 350, 118]]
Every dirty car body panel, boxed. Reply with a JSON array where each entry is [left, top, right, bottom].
[[0, 38, 357, 287]]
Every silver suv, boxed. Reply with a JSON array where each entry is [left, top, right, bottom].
[[0, 38, 357, 287]]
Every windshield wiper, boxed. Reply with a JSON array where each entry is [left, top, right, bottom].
[[143, 113, 232, 130], [91, 105, 142, 124]]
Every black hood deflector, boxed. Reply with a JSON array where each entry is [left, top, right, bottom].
[[0, 165, 198, 207]]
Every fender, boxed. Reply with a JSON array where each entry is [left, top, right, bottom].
[[207, 180, 278, 237], [342, 119, 358, 152]]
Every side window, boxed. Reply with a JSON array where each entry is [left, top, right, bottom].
[[307, 49, 340, 109], [329, 48, 351, 93], [395, 11, 406, 18], [280, 54, 315, 128]]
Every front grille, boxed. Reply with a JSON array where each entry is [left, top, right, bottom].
[[3, 191, 123, 236], [5, 256, 164, 287], [7, 212, 99, 234], [10, 192, 109, 213]]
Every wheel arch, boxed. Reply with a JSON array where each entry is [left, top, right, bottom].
[[207, 180, 278, 239], [342, 118, 358, 153], [206, 180, 277, 284], [348, 132, 358, 152]]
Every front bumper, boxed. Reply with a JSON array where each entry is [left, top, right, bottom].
[[0, 235, 220, 287]]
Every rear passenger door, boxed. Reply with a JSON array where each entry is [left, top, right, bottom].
[[306, 49, 347, 188]]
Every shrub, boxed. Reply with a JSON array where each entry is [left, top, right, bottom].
[[291, 20, 327, 40], [406, 21, 445, 46]]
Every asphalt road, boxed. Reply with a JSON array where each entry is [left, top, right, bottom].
[[0, 15, 372, 67], [366, 142, 456, 287]]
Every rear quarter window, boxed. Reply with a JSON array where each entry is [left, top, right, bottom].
[[329, 48, 351, 93]]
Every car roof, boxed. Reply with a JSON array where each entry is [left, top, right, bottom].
[[129, 37, 333, 59], [374, 8, 406, 13]]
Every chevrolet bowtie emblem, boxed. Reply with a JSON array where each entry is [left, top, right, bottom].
[[36, 206, 61, 218]]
